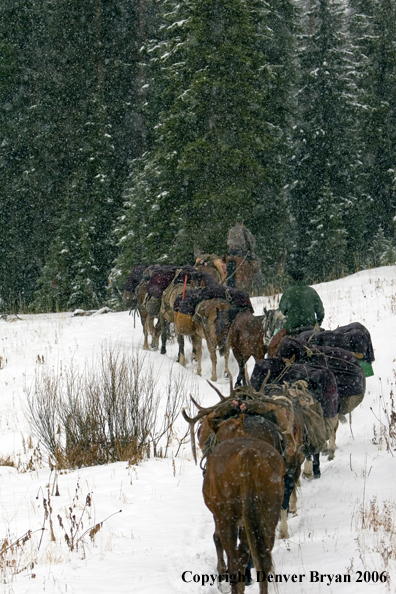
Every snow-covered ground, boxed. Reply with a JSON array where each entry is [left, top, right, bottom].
[[0, 266, 396, 593]]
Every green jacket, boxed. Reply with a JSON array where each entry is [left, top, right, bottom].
[[279, 281, 325, 331]]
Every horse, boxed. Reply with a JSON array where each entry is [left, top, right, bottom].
[[224, 308, 285, 388], [123, 265, 162, 351], [224, 310, 267, 387], [174, 298, 232, 381], [183, 382, 307, 540], [273, 336, 366, 419], [122, 264, 148, 310], [194, 254, 227, 284], [225, 255, 255, 293], [160, 266, 219, 357], [174, 285, 253, 381], [203, 423, 285, 594], [250, 357, 340, 469]]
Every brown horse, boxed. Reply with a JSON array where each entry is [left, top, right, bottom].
[[174, 299, 232, 381], [194, 254, 227, 284], [203, 420, 285, 594], [225, 255, 255, 293], [183, 383, 306, 540], [135, 280, 161, 351], [225, 310, 267, 387]]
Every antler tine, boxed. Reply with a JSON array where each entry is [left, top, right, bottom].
[[190, 395, 206, 411], [259, 370, 271, 394], [244, 364, 250, 387], [229, 373, 234, 396], [181, 409, 198, 464], [206, 380, 226, 401]]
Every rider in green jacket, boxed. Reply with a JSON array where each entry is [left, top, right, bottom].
[[279, 268, 325, 333]]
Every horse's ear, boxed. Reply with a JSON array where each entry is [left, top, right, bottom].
[[263, 307, 267, 314]]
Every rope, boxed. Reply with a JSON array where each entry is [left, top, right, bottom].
[[286, 337, 363, 374], [225, 253, 248, 284]]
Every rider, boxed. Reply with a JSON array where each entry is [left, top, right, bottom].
[[279, 265, 325, 334], [226, 218, 262, 287]]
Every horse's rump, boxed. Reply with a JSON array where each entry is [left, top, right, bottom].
[[203, 436, 284, 574], [174, 311, 196, 336], [161, 283, 187, 321], [193, 298, 229, 323], [194, 254, 226, 284], [145, 295, 161, 318]]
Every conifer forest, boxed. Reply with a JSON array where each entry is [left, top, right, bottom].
[[1, 0, 396, 312]]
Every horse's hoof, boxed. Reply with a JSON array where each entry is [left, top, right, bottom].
[[313, 471, 321, 479], [218, 582, 231, 594]]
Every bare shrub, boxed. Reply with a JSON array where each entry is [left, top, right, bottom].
[[355, 496, 395, 587], [26, 344, 192, 468], [371, 383, 396, 455]]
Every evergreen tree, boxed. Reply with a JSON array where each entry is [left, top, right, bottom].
[[115, 0, 298, 282], [0, 0, 148, 310], [290, 0, 360, 279], [352, 0, 396, 244]]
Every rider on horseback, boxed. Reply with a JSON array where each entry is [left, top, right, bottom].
[[226, 218, 262, 288], [279, 266, 325, 335]]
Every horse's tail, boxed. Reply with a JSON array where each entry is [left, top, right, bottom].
[[239, 449, 278, 577]]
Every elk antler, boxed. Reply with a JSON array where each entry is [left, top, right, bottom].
[[182, 390, 235, 464], [206, 380, 226, 401]]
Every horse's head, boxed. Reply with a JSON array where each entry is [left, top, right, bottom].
[[262, 308, 286, 345]]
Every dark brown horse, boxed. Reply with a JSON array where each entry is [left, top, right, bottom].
[[203, 421, 285, 594], [183, 383, 306, 540], [224, 310, 267, 387]]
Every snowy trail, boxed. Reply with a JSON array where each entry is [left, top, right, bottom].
[[0, 266, 395, 593]]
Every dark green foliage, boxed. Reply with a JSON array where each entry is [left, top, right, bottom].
[[2, 0, 396, 310], [114, 0, 298, 285], [290, 0, 363, 280]]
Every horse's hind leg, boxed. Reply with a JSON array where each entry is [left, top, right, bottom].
[[159, 316, 167, 355], [176, 333, 185, 364], [303, 455, 313, 479], [324, 416, 339, 460], [289, 483, 298, 514], [213, 530, 227, 575], [193, 335, 203, 376], [142, 316, 150, 351], [205, 337, 218, 382], [279, 471, 295, 538], [313, 453, 321, 478]]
